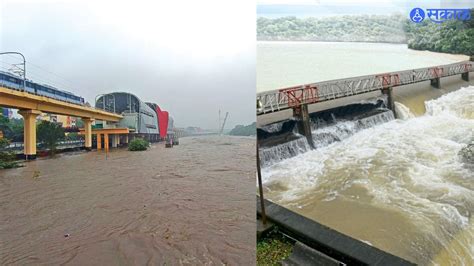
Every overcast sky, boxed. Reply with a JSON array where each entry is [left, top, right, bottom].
[[0, 0, 255, 130]]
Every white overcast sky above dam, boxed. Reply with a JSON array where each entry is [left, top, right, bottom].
[[0, 0, 255, 129]]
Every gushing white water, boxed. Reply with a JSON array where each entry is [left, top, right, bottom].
[[262, 87, 474, 265], [395, 102, 416, 120], [259, 137, 312, 167], [260, 110, 395, 167], [311, 110, 395, 148]]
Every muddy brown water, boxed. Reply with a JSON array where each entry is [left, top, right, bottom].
[[0, 136, 256, 265]]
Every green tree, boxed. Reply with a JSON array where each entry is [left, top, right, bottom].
[[0, 138, 19, 169], [37, 120, 65, 154], [405, 9, 474, 55], [75, 118, 84, 128]]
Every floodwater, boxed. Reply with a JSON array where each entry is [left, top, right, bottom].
[[261, 87, 474, 265], [0, 136, 256, 265], [257, 41, 469, 92]]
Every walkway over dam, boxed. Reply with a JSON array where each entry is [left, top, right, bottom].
[[256, 60, 473, 149], [257, 61, 473, 119]]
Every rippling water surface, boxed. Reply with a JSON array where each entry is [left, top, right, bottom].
[[262, 87, 474, 265], [257, 41, 469, 92], [0, 136, 255, 265]]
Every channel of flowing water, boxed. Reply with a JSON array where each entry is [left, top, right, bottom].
[[261, 86, 474, 265], [0, 136, 256, 265]]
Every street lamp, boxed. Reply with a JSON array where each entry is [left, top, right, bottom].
[[0, 52, 27, 92]]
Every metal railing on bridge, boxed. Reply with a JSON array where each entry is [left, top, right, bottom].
[[257, 61, 473, 115], [0, 140, 85, 152]]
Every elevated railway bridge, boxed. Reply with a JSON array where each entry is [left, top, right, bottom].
[[256, 61, 473, 147], [0, 86, 122, 159]]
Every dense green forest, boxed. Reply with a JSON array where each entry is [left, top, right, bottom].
[[258, 11, 474, 55], [404, 9, 474, 55], [257, 15, 407, 43]]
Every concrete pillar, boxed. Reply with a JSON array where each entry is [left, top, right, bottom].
[[104, 133, 109, 152], [294, 104, 314, 149], [382, 87, 396, 119], [82, 118, 94, 151], [124, 134, 129, 144], [111, 134, 118, 148], [18, 109, 42, 160], [382, 87, 394, 110], [97, 133, 102, 150], [430, 77, 440, 88], [462, 72, 469, 82]]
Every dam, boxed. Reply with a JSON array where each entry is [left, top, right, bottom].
[[257, 56, 474, 264]]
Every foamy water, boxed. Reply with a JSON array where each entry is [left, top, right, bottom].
[[262, 87, 474, 264]]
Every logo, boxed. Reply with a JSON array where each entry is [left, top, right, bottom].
[[410, 7, 471, 23], [410, 8, 425, 23]]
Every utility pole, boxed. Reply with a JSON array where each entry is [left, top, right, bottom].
[[0, 52, 27, 91]]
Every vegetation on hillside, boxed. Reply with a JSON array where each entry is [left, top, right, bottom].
[[228, 122, 256, 136], [404, 9, 474, 55], [257, 10, 474, 55], [257, 14, 407, 43]]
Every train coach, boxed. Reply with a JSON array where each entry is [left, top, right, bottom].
[[0, 71, 84, 105]]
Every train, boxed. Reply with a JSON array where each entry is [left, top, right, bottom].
[[96, 92, 173, 136], [0, 71, 85, 105]]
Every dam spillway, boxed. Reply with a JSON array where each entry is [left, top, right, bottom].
[[259, 86, 474, 264]]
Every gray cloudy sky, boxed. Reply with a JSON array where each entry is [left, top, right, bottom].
[[0, 0, 256, 130]]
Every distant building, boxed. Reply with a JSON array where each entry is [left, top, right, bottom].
[[38, 114, 77, 128]]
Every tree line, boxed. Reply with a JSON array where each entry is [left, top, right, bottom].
[[258, 10, 474, 55], [257, 14, 407, 43], [404, 9, 474, 55]]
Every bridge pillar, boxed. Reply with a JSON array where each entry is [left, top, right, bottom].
[[430, 77, 441, 89], [18, 109, 42, 160], [294, 104, 314, 149], [462, 72, 469, 82], [381, 87, 394, 109], [111, 134, 119, 148], [104, 133, 109, 152], [82, 118, 94, 151], [96, 133, 102, 150]]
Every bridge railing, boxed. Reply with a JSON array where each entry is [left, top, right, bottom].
[[0, 140, 85, 151], [257, 61, 473, 115]]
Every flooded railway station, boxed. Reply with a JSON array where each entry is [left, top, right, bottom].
[[0, 136, 256, 265]]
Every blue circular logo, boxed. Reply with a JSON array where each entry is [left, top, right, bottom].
[[410, 8, 425, 23]]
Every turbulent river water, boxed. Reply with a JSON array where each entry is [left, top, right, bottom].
[[0, 136, 255, 265], [258, 41, 473, 265], [261, 86, 474, 265]]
